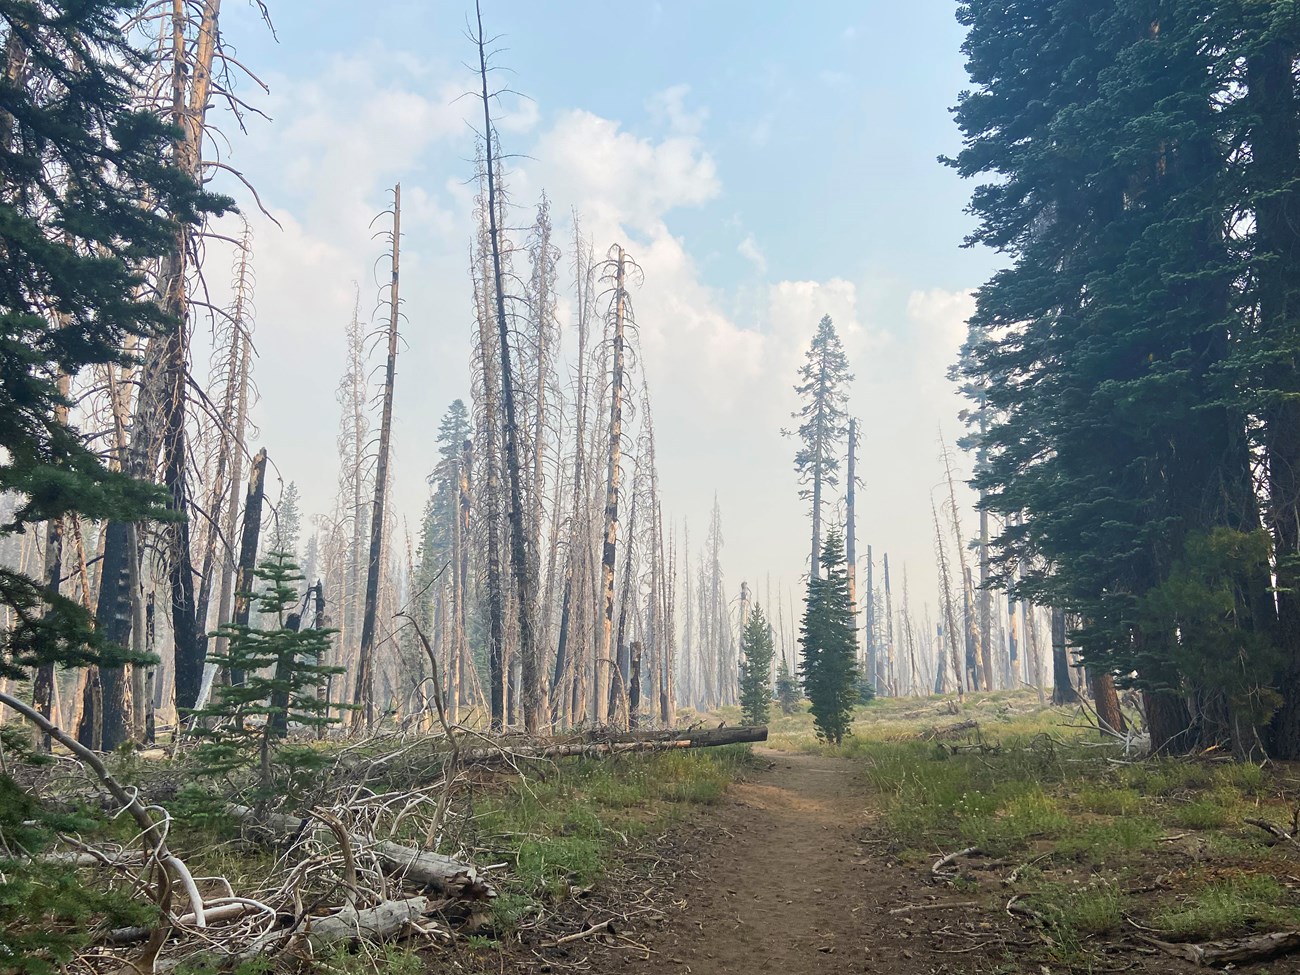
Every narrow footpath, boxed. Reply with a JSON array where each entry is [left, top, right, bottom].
[[614, 747, 1018, 975]]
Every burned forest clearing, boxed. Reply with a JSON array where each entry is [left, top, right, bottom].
[[11, 2, 1300, 975]]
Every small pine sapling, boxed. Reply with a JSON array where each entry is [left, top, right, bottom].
[[189, 553, 341, 806], [853, 671, 877, 706], [775, 657, 800, 714], [738, 605, 775, 726]]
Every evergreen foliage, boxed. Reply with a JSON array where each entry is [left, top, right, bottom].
[[799, 530, 858, 744], [852, 671, 876, 707], [270, 481, 303, 562], [775, 656, 800, 715], [0, 1, 223, 680], [738, 605, 775, 726], [948, 0, 1300, 752], [787, 315, 852, 579], [188, 553, 341, 804]]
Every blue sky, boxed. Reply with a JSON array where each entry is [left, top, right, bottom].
[[206, 0, 997, 647]]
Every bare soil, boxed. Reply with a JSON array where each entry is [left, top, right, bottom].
[[596, 747, 1024, 975], [498, 747, 1288, 975]]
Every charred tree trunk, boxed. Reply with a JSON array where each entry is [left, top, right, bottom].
[[475, 4, 542, 733], [353, 187, 402, 730], [162, 0, 220, 719], [1050, 609, 1080, 705], [594, 246, 629, 726], [229, 449, 268, 686]]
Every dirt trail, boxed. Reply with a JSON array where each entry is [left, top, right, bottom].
[[614, 747, 1015, 975]]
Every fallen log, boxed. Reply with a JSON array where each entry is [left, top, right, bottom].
[[1141, 931, 1300, 966], [227, 805, 495, 901], [456, 725, 768, 765], [922, 720, 980, 741], [153, 897, 440, 972], [266, 896, 433, 953]]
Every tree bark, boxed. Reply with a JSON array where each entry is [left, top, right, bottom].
[[475, 5, 542, 733], [1050, 609, 1080, 705], [1087, 668, 1126, 736], [1250, 40, 1300, 758], [594, 246, 629, 725], [229, 449, 268, 686], [353, 187, 401, 731]]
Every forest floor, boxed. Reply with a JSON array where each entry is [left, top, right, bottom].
[[609, 745, 1020, 975], [13, 693, 1300, 974], [480, 693, 1300, 975]]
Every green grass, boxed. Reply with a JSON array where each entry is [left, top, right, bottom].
[[763, 688, 1300, 964], [471, 747, 750, 916], [1154, 874, 1294, 940]]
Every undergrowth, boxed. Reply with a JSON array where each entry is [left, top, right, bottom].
[[766, 689, 1300, 964], [471, 746, 751, 925]]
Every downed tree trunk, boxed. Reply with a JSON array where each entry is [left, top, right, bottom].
[[152, 897, 439, 972], [921, 719, 980, 741], [256, 896, 433, 954], [455, 724, 768, 765], [227, 805, 494, 901], [1142, 931, 1300, 966]]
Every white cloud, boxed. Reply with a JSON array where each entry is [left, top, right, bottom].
[[523, 109, 719, 235], [646, 84, 709, 136], [737, 234, 767, 274]]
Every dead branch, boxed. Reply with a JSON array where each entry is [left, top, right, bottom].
[[227, 804, 495, 901], [1244, 817, 1300, 851], [932, 846, 982, 877], [1140, 931, 1300, 966]]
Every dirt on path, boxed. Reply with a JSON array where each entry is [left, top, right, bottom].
[[605, 747, 1020, 975]]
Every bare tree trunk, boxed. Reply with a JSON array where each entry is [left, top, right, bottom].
[[353, 187, 402, 731], [931, 497, 964, 699], [161, 0, 220, 720], [883, 553, 895, 696], [941, 437, 988, 692], [846, 418, 860, 666], [594, 246, 629, 726], [33, 515, 64, 750], [229, 449, 268, 686], [208, 289, 253, 702], [475, 8, 541, 733], [1050, 608, 1080, 705], [865, 543, 875, 684], [194, 225, 255, 702]]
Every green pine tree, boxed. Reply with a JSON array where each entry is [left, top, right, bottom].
[[775, 656, 800, 715], [738, 605, 775, 726], [189, 553, 342, 805], [270, 481, 303, 562], [0, 1, 222, 683], [949, 0, 1273, 752], [787, 315, 853, 581], [799, 530, 858, 745]]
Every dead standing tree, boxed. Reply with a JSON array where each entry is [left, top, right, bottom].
[[471, 4, 544, 730], [551, 218, 598, 727], [352, 187, 402, 731], [84, 0, 272, 745], [593, 245, 639, 726], [941, 434, 989, 692], [193, 223, 256, 707]]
